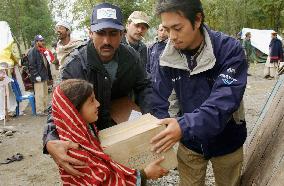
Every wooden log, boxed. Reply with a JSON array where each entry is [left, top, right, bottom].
[[241, 75, 284, 186]]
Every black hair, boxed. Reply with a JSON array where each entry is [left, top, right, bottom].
[[156, 0, 205, 30], [59, 79, 94, 111]]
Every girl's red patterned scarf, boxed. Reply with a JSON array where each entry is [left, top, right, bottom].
[[52, 86, 137, 185]]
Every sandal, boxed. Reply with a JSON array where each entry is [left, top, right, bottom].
[[1, 153, 24, 164]]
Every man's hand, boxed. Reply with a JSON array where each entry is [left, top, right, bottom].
[[150, 118, 182, 153], [46, 140, 86, 176], [35, 76, 41, 82]]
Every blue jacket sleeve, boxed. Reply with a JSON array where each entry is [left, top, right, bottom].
[[178, 44, 247, 142], [151, 66, 174, 119]]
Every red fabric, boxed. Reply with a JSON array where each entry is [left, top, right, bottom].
[[52, 86, 137, 186], [38, 47, 55, 64]]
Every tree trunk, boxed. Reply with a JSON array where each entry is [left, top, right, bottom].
[[14, 36, 22, 57]]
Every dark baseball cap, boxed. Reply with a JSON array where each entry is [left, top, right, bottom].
[[90, 3, 124, 32], [34, 35, 44, 41]]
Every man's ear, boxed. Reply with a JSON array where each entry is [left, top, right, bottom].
[[194, 13, 203, 29], [67, 29, 71, 35], [126, 21, 131, 31], [89, 29, 93, 38]]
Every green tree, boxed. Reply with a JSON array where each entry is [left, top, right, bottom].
[[50, 0, 284, 41], [0, 0, 55, 54], [202, 0, 284, 35]]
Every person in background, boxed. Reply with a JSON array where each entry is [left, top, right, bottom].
[[264, 31, 283, 79], [150, 0, 247, 185], [122, 11, 150, 69], [236, 31, 242, 43], [242, 32, 253, 75], [48, 42, 59, 85], [55, 21, 82, 69], [147, 24, 168, 75], [28, 35, 52, 115]]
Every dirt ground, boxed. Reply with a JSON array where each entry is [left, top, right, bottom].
[[0, 63, 277, 186]]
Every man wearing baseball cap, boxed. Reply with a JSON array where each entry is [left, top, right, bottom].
[[55, 21, 82, 68], [122, 11, 150, 69], [27, 35, 52, 115], [43, 2, 157, 182]]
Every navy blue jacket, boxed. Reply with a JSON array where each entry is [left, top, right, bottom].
[[147, 40, 167, 77], [269, 38, 283, 62], [151, 26, 247, 158]]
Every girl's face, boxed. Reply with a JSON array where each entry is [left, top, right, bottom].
[[79, 92, 100, 123]]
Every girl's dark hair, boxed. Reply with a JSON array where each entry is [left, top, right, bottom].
[[156, 0, 205, 30], [59, 79, 93, 111]]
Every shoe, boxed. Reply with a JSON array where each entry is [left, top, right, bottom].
[[264, 75, 270, 79], [1, 153, 24, 164]]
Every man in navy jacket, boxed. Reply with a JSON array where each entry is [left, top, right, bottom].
[[150, 0, 247, 185]]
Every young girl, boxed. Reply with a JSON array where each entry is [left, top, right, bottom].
[[52, 79, 168, 185]]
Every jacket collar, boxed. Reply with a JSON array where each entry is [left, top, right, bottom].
[[160, 26, 216, 75]]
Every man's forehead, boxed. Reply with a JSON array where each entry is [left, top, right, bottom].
[[161, 12, 188, 27]]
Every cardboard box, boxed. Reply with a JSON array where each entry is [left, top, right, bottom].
[[99, 114, 178, 170]]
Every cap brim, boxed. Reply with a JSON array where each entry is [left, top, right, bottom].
[[131, 19, 149, 27], [90, 22, 124, 32]]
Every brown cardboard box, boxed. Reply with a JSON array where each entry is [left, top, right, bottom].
[[99, 114, 178, 170]]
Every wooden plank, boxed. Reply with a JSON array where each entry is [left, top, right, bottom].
[[241, 75, 284, 185]]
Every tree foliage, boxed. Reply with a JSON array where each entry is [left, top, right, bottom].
[[70, 0, 155, 28], [0, 0, 54, 54], [202, 0, 284, 35], [64, 0, 284, 38], [1, 0, 283, 54]]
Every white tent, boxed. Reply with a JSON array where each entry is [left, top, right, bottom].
[[241, 28, 282, 56], [0, 21, 14, 52], [0, 21, 17, 122]]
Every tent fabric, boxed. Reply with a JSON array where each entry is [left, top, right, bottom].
[[0, 21, 17, 66], [241, 28, 282, 56], [0, 21, 20, 120]]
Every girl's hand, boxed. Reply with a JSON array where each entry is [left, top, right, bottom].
[[144, 157, 169, 180]]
